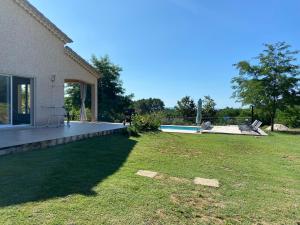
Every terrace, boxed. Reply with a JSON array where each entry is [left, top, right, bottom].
[[0, 122, 125, 155]]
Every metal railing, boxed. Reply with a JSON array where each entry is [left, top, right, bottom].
[[161, 116, 252, 126]]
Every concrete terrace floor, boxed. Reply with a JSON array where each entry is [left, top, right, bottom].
[[0, 122, 125, 149]]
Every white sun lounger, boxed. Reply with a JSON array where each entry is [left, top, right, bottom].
[[251, 120, 262, 131]]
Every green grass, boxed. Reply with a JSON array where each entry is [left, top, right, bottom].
[[0, 132, 299, 224]]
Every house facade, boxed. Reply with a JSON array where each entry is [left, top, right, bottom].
[[0, 0, 99, 128]]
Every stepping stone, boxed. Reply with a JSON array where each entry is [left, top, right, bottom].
[[193, 177, 219, 188], [136, 170, 158, 178]]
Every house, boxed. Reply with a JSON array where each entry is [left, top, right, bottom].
[[0, 0, 99, 128]]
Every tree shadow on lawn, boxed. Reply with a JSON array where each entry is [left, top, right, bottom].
[[0, 134, 136, 207]]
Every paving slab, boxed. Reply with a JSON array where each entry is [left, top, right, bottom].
[[136, 170, 158, 178], [193, 177, 219, 187]]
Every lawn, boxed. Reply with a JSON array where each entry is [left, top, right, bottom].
[[0, 132, 299, 224]]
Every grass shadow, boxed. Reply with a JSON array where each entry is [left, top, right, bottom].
[[265, 129, 300, 136], [0, 134, 136, 207], [273, 130, 300, 135]]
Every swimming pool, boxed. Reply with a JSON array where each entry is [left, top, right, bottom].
[[160, 125, 202, 133]]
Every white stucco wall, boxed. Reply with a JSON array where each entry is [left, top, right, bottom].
[[0, 0, 98, 126]]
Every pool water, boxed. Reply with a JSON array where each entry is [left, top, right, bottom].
[[160, 125, 202, 132]]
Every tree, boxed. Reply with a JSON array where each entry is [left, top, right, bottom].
[[134, 98, 165, 114], [232, 42, 300, 131], [175, 96, 196, 119], [162, 107, 180, 118], [202, 96, 217, 119], [216, 107, 243, 118], [91, 55, 133, 121]]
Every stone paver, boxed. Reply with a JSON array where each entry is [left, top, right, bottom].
[[136, 170, 158, 178], [193, 177, 219, 187]]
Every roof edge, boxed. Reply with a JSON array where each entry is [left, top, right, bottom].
[[14, 0, 73, 44], [65, 47, 100, 79]]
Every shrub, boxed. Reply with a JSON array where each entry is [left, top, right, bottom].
[[69, 108, 80, 120], [68, 108, 92, 121], [122, 126, 139, 137], [276, 107, 300, 128], [161, 117, 194, 125], [132, 113, 161, 132]]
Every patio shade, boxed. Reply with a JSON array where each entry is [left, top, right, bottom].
[[80, 82, 87, 121], [196, 98, 202, 126]]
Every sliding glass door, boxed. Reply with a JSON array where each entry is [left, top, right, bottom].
[[0, 75, 33, 126], [0, 75, 11, 125], [12, 77, 31, 125]]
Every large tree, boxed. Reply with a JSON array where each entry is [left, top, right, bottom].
[[232, 42, 300, 131], [134, 98, 165, 114], [175, 96, 196, 119], [92, 55, 133, 121]]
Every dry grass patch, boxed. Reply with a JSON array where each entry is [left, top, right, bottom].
[[169, 191, 227, 224], [154, 173, 191, 185]]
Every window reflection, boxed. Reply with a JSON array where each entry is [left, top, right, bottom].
[[0, 75, 11, 125], [17, 84, 30, 114]]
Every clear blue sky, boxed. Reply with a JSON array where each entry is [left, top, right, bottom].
[[30, 0, 300, 108]]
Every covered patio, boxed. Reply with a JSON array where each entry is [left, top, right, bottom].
[[0, 122, 125, 156]]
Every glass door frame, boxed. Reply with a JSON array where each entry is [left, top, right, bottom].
[[0, 74, 34, 127], [12, 76, 32, 125], [0, 74, 12, 126]]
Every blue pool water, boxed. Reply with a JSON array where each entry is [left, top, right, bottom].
[[160, 125, 202, 132]]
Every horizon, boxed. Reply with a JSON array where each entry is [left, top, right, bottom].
[[29, 0, 300, 108]]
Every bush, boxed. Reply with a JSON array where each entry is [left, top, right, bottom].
[[132, 113, 161, 132], [161, 117, 195, 125], [121, 126, 140, 137], [68, 107, 92, 121], [276, 107, 300, 128], [161, 117, 185, 125]]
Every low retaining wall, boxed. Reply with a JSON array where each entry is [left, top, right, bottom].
[[0, 128, 125, 157]]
